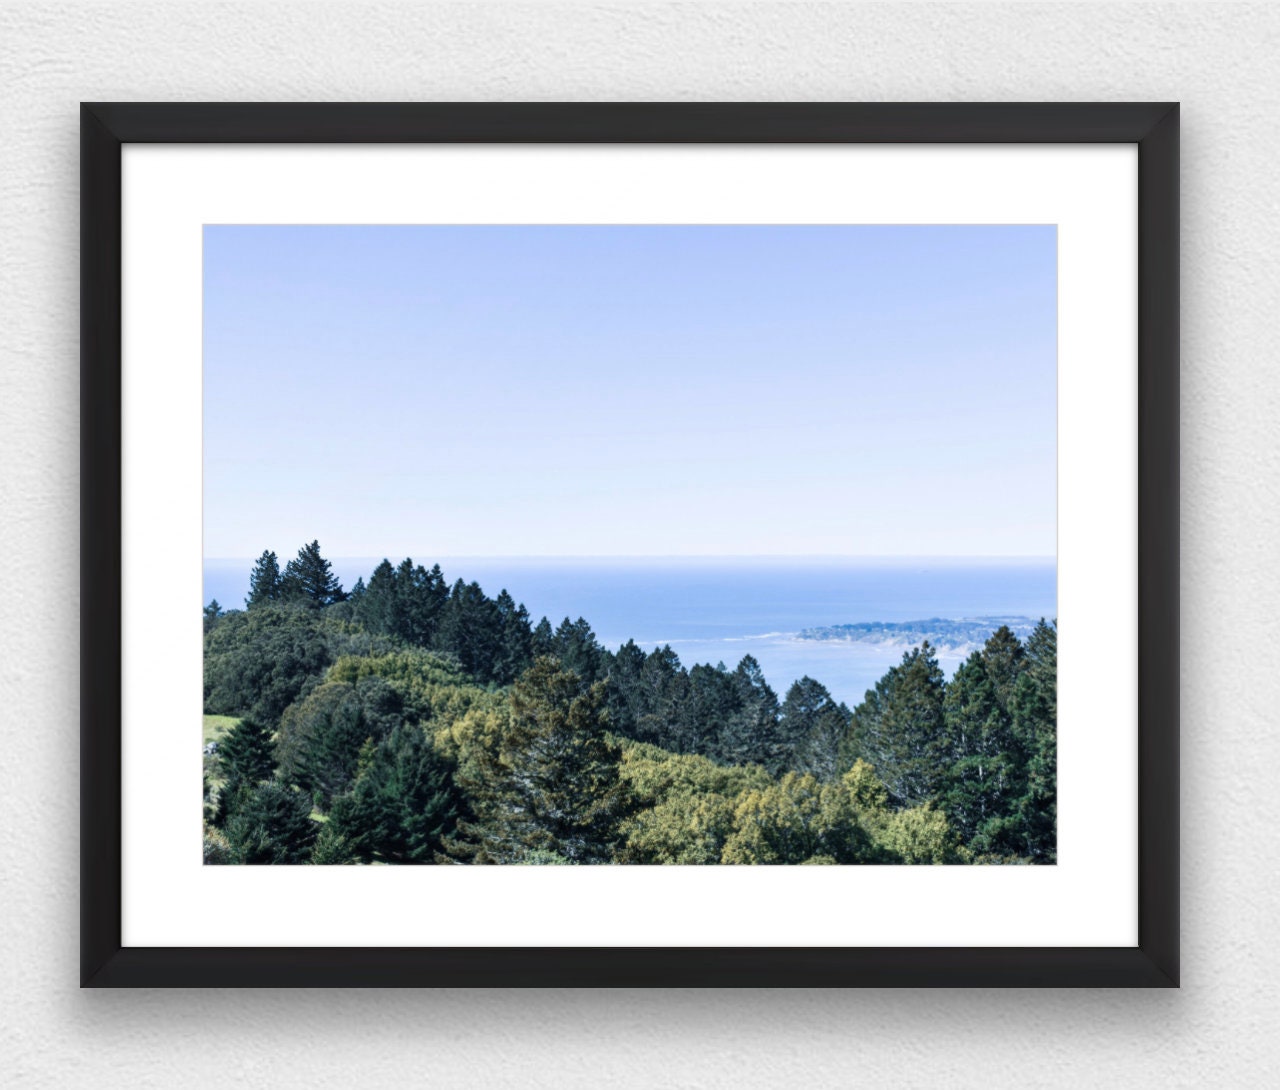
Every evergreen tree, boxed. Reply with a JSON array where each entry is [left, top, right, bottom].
[[203, 599, 224, 634], [635, 645, 687, 750], [457, 657, 633, 863], [493, 589, 535, 684], [217, 716, 276, 786], [716, 655, 782, 769], [203, 603, 335, 726], [246, 550, 283, 608], [779, 677, 848, 779], [224, 782, 317, 864], [309, 823, 358, 865], [938, 651, 1021, 843], [433, 579, 503, 681], [531, 617, 555, 658], [846, 643, 948, 808], [329, 723, 460, 862], [398, 560, 449, 647], [355, 558, 399, 634], [276, 675, 406, 810], [997, 619, 1057, 861], [981, 624, 1029, 712], [671, 662, 735, 757], [551, 617, 605, 686], [282, 540, 345, 607], [603, 639, 649, 738]]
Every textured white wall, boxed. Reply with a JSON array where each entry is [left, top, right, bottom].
[[2, 2, 1277, 1086]]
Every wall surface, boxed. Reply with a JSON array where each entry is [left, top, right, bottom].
[[2, 2, 1277, 1087]]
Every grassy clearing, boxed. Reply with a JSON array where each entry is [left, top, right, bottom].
[[203, 714, 240, 793], [203, 714, 239, 746]]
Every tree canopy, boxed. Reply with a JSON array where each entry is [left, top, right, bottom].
[[203, 545, 1056, 866]]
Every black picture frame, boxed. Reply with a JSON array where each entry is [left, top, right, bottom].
[[81, 102, 1179, 988]]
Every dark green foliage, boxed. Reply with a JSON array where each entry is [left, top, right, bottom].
[[937, 650, 1021, 842], [351, 560, 533, 685], [224, 782, 317, 864], [281, 540, 345, 606], [203, 599, 224, 634], [601, 645, 787, 768], [844, 643, 948, 808], [781, 677, 850, 781], [456, 657, 633, 864], [716, 655, 783, 770], [354, 559, 399, 633], [531, 617, 555, 657], [276, 674, 407, 810], [603, 639, 648, 737], [494, 590, 534, 684], [549, 617, 605, 686], [309, 823, 358, 865], [433, 580, 503, 681], [329, 724, 461, 862], [217, 716, 276, 786], [203, 605, 334, 726], [999, 619, 1057, 861], [246, 550, 283, 608], [604, 642, 686, 750], [355, 558, 449, 646]]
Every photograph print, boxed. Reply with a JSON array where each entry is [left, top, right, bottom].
[[201, 224, 1057, 867]]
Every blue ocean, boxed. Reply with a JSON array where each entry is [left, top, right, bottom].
[[203, 557, 1056, 709]]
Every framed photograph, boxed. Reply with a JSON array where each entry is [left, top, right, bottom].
[[82, 102, 1178, 987]]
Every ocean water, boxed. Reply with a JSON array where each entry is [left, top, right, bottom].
[[203, 557, 1056, 709]]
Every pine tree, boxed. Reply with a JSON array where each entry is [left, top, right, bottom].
[[938, 651, 1020, 843], [531, 617, 555, 657], [276, 675, 406, 810], [329, 723, 460, 862], [217, 716, 276, 786], [716, 655, 782, 769], [1001, 619, 1057, 861], [433, 580, 503, 681], [355, 559, 399, 634], [398, 560, 449, 646], [224, 782, 317, 864], [781, 676, 850, 781], [282, 540, 345, 607], [493, 589, 534, 684], [603, 639, 648, 738], [635, 645, 687, 750], [246, 550, 282, 608], [672, 662, 735, 757], [456, 657, 633, 864], [936, 626, 1038, 851], [213, 716, 277, 829], [203, 599, 224, 634], [551, 617, 605, 686], [846, 643, 948, 808]]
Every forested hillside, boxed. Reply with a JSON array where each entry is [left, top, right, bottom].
[[203, 542, 1057, 865]]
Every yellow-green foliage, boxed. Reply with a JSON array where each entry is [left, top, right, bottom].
[[622, 790, 740, 864], [721, 772, 871, 865], [842, 759, 890, 811], [620, 740, 772, 802], [618, 742, 772, 864], [880, 803, 964, 864], [327, 648, 496, 727], [615, 744, 958, 866], [433, 701, 509, 783]]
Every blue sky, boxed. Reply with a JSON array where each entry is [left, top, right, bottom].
[[204, 225, 1055, 558]]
